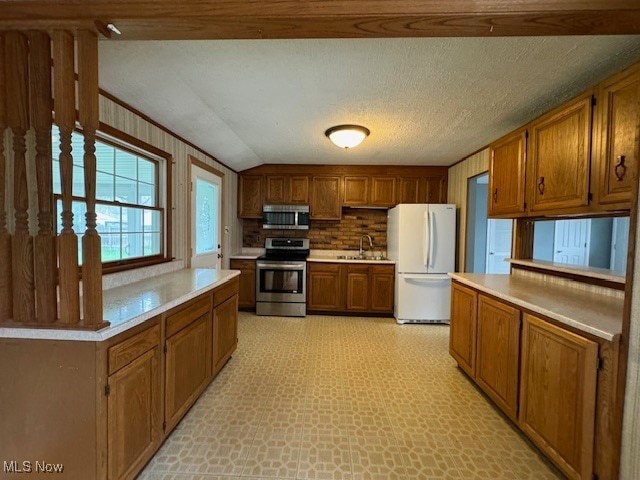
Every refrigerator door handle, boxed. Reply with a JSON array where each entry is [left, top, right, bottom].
[[403, 274, 450, 281], [423, 211, 429, 266], [429, 211, 435, 268]]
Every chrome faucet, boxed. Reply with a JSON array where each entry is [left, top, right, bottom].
[[359, 234, 373, 259]]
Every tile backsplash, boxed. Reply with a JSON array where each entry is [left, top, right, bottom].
[[243, 208, 388, 250]]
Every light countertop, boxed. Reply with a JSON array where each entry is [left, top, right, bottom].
[[0, 268, 240, 342], [229, 248, 264, 260], [307, 255, 395, 265], [449, 273, 623, 341], [230, 249, 395, 264]]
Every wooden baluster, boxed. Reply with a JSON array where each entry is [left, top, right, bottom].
[[5, 32, 35, 324], [52, 31, 80, 325], [29, 31, 57, 324], [0, 33, 12, 323], [78, 30, 104, 328]]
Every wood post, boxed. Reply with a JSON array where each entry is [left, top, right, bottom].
[[29, 31, 57, 324], [53, 30, 80, 325], [5, 32, 35, 324], [512, 218, 535, 260], [77, 30, 104, 328], [0, 33, 12, 322]]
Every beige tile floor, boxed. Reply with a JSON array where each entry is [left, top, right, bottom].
[[140, 313, 564, 480]]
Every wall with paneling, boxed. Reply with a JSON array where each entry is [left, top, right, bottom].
[[621, 196, 640, 478], [99, 96, 242, 268], [447, 148, 490, 272]]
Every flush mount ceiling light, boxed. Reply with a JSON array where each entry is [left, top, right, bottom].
[[324, 125, 370, 149]]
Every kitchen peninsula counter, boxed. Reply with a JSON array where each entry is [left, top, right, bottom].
[[449, 272, 623, 341], [0, 268, 240, 341], [0, 267, 241, 480]]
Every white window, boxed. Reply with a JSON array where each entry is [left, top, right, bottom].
[[52, 126, 167, 269]]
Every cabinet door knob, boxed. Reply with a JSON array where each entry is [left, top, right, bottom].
[[537, 176, 545, 195], [493, 189, 498, 203], [615, 155, 627, 181]]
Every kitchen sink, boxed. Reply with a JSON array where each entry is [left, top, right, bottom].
[[336, 255, 388, 261]]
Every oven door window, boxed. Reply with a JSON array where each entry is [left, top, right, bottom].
[[260, 268, 303, 294]]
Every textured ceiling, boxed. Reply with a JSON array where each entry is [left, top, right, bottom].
[[98, 37, 640, 171]]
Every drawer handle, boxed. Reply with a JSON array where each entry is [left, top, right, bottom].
[[615, 155, 627, 181], [537, 176, 545, 195], [493, 189, 498, 203]]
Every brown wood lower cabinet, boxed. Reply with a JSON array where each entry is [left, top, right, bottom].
[[213, 294, 239, 373], [307, 262, 345, 311], [107, 327, 162, 480], [230, 259, 256, 309], [346, 265, 369, 311], [0, 276, 239, 480], [520, 313, 598, 480], [164, 299, 212, 433], [449, 282, 478, 377], [307, 262, 394, 315], [370, 266, 395, 313], [449, 280, 617, 480], [476, 296, 520, 421]]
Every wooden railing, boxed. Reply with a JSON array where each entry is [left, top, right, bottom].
[[0, 30, 107, 330]]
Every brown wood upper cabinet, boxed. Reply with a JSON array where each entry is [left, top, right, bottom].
[[239, 166, 447, 218], [594, 63, 640, 209], [396, 176, 447, 204], [344, 175, 397, 207], [489, 129, 527, 217], [311, 175, 342, 220], [265, 174, 309, 204], [397, 177, 422, 203], [527, 93, 593, 214], [238, 174, 263, 218], [343, 176, 369, 206]]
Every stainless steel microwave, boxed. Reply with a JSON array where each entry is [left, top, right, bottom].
[[262, 205, 310, 230]]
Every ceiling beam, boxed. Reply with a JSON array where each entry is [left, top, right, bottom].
[[0, 1, 639, 39]]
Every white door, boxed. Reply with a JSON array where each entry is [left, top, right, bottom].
[[190, 165, 222, 268], [486, 219, 513, 274], [392, 204, 430, 274], [553, 219, 591, 266], [610, 217, 630, 274], [395, 274, 451, 323], [426, 204, 456, 274]]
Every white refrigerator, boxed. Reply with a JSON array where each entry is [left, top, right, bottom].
[[387, 204, 456, 324]]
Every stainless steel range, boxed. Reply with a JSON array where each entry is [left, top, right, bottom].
[[256, 238, 309, 317]]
